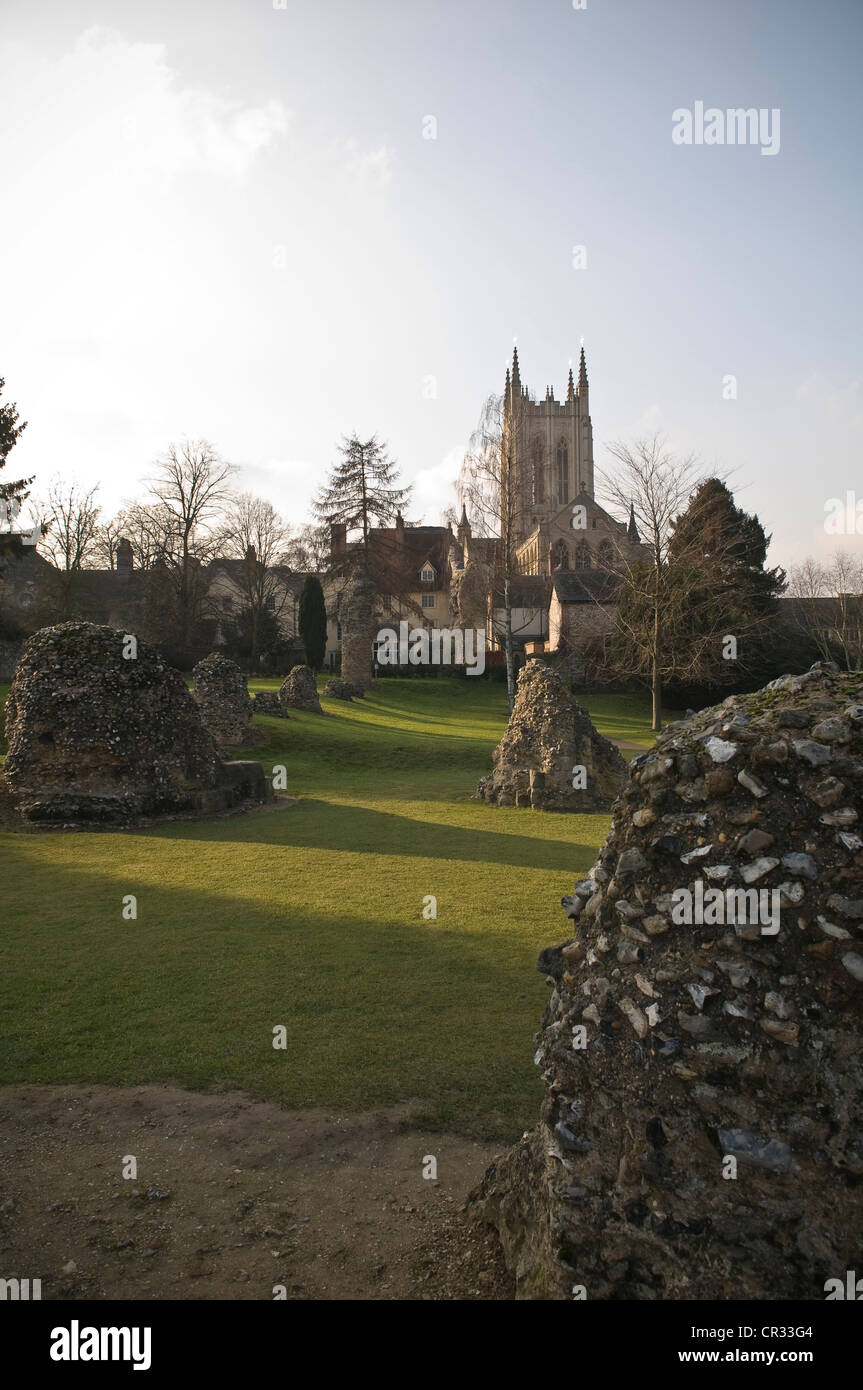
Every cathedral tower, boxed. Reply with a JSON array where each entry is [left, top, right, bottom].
[[502, 344, 595, 548]]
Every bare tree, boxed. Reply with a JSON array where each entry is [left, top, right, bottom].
[[282, 522, 330, 573], [115, 501, 183, 571], [222, 492, 293, 669], [459, 388, 536, 710], [599, 433, 703, 731], [93, 510, 128, 571], [787, 551, 863, 669], [36, 477, 102, 617], [144, 440, 235, 642]]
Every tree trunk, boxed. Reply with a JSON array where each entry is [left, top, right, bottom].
[[180, 534, 190, 649], [652, 588, 662, 732], [504, 575, 515, 713], [250, 606, 259, 673]]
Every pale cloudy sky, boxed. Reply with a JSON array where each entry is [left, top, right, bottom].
[[1, 0, 861, 567]]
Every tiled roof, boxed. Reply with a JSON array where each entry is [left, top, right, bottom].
[[551, 570, 621, 603]]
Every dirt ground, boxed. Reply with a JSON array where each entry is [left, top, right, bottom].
[[0, 1084, 514, 1301]]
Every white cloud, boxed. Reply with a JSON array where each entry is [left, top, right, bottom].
[[342, 139, 394, 188], [0, 26, 289, 197], [410, 445, 464, 525]]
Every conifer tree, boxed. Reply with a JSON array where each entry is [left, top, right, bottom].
[[298, 574, 327, 670], [665, 477, 786, 689], [313, 434, 411, 565], [668, 477, 785, 610], [0, 377, 31, 514]]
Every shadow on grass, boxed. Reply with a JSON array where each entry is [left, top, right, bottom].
[[146, 798, 606, 871], [0, 844, 548, 1138]]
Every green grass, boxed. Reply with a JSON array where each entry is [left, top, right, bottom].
[[0, 676, 659, 1139]]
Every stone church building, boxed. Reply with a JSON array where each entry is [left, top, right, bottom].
[[443, 345, 648, 672], [1, 344, 646, 680], [504, 344, 644, 579], [325, 345, 649, 677]]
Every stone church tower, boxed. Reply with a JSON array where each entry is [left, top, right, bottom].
[[504, 342, 594, 542], [502, 345, 644, 577]]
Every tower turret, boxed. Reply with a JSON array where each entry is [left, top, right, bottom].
[[578, 344, 589, 394], [566, 365, 576, 405], [457, 501, 472, 562]]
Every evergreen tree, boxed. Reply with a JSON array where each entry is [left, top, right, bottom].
[[666, 477, 786, 691], [0, 377, 31, 514], [669, 478, 785, 609], [313, 434, 411, 564], [298, 574, 327, 670]]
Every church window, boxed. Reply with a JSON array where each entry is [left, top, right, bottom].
[[575, 542, 591, 570], [532, 441, 544, 503], [551, 539, 569, 571], [598, 540, 614, 569], [556, 441, 568, 504]]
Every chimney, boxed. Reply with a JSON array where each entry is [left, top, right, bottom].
[[331, 522, 347, 560], [116, 537, 133, 575], [245, 543, 257, 565], [395, 511, 405, 539]]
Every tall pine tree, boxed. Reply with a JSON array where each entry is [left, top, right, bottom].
[[313, 434, 411, 565], [0, 377, 30, 514]]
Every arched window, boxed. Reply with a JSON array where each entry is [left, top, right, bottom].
[[575, 542, 591, 570], [556, 441, 568, 505], [531, 440, 544, 504], [597, 540, 614, 570], [551, 539, 569, 571]]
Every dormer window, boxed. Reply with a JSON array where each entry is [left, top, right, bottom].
[[420, 565, 435, 583]]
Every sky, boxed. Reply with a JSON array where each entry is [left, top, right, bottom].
[[1, 0, 861, 569]]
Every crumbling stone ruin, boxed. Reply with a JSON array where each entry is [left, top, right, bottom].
[[252, 691, 287, 717], [450, 557, 491, 630], [0, 638, 22, 682], [279, 663, 322, 714], [470, 664, 863, 1299], [193, 652, 261, 748], [323, 678, 364, 702], [339, 571, 376, 692], [3, 623, 271, 824], [477, 660, 628, 811]]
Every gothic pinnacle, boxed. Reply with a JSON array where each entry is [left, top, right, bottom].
[[578, 344, 589, 392]]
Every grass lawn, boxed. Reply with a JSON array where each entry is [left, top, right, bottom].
[[0, 676, 659, 1140]]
